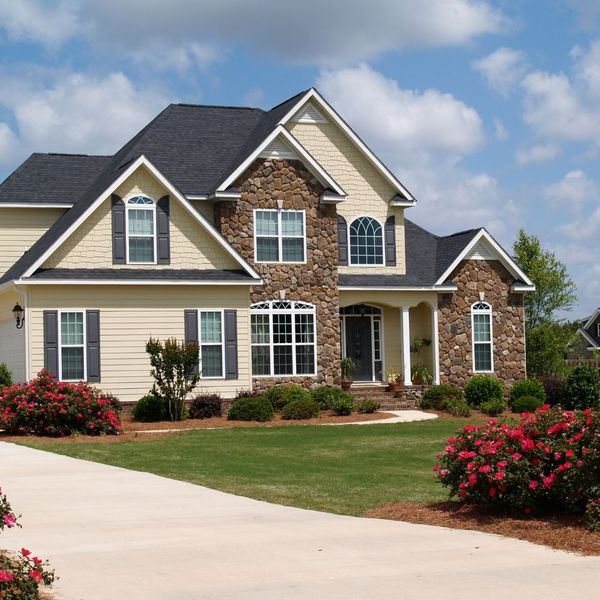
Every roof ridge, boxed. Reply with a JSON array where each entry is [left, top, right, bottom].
[[265, 88, 310, 113], [173, 102, 265, 112], [43, 152, 110, 158], [441, 227, 481, 239], [404, 217, 441, 240]]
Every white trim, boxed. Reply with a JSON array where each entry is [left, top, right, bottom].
[[432, 305, 440, 385], [13, 285, 30, 381], [207, 191, 241, 200], [339, 285, 458, 291], [401, 306, 412, 386], [196, 308, 226, 380], [471, 301, 494, 374], [13, 278, 261, 287], [512, 284, 536, 292], [21, 155, 261, 280], [186, 195, 209, 201], [125, 195, 157, 265], [348, 215, 385, 267], [389, 198, 415, 207], [278, 88, 415, 202], [320, 192, 346, 204], [58, 309, 87, 383], [578, 327, 600, 348], [583, 308, 600, 331], [253, 209, 307, 265], [217, 125, 346, 196], [435, 229, 535, 287], [0, 203, 73, 209]]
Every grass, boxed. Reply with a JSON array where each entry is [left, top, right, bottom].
[[17, 418, 470, 516]]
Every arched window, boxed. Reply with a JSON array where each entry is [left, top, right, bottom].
[[349, 216, 384, 265], [250, 300, 316, 376], [472, 301, 493, 372], [127, 196, 156, 263]]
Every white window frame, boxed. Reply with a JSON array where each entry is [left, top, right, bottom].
[[58, 309, 87, 382], [471, 301, 494, 373], [197, 309, 226, 380], [126, 195, 157, 265], [250, 300, 317, 377], [596, 323, 600, 338], [348, 215, 385, 267], [253, 209, 307, 264]]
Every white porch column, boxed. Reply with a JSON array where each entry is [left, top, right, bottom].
[[432, 305, 440, 385], [401, 306, 412, 386]]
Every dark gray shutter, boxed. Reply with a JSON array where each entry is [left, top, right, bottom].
[[86, 310, 101, 383], [184, 310, 199, 377], [224, 310, 238, 380], [43, 310, 59, 378], [156, 195, 170, 264], [111, 194, 126, 264], [385, 215, 396, 266], [337, 215, 348, 266]]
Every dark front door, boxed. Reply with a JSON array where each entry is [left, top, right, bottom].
[[345, 316, 373, 381]]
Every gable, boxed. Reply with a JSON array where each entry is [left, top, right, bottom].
[[42, 165, 239, 271]]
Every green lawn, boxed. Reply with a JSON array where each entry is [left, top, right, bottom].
[[18, 419, 469, 515]]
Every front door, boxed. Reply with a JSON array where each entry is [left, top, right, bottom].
[[344, 316, 373, 381]]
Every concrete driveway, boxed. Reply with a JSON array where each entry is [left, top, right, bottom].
[[1, 441, 599, 600]]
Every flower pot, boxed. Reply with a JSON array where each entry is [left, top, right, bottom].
[[388, 382, 402, 393], [341, 379, 353, 390]]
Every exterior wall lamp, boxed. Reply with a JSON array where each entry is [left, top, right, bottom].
[[12, 302, 24, 329]]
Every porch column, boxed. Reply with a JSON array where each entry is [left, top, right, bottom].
[[432, 305, 440, 385], [401, 306, 412, 386]]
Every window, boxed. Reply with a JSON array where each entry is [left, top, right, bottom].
[[60, 311, 85, 381], [251, 300, 316, 376], [255, 210, 305, 263], [596, 323, 600, 338], [349, 216, 383, 265], [199, 311, 224, 378], [127, 196, 156, 263], [472, 301, 493, 372]]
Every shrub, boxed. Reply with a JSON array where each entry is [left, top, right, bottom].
[[509, 379, 546, 407], [234, 389, 263, 400], [0, 370, 121, 436], [228, 396, 274, 422], [586, 492, 600, 532], [311, 386, 349, 410], [563, 365, 600, 409], [0, 363, 12, 388], [435, 406, 600, 531], [442, 396, 472, 417], [420, 384, 464, 410], [262, 385, 310, 410], [537, 376, 564, 406], [146, 336, 199, 421], [132, 394, 166, 423], [189, 393, 222, 419], [281, 398, 320, 420], [330, 394, 354, 416], [358, 398, 380, 414], [480, 398, 507, 416], [101, 392, 123, 414], [464, 375, 503, 407], [512, 395, 544, 413]]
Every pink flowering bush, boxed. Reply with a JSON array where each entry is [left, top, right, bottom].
[[0, 370, 121, 436], [435, 405, 600, 530]]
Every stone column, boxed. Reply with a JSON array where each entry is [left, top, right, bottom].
[[432, 305, 440, 385], [401, 306, 412, 386]]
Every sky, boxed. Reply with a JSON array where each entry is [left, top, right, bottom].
[[0, 0, 599, 318]]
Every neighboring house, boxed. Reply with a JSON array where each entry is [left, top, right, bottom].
[[0, 88, 534, 401], [571, 309, 600, 358]]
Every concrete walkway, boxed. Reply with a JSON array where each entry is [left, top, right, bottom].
[[1, 442, 599, 600]]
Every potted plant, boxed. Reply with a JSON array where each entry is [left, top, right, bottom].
[[340, 357, 357, 390], [382, 369, 403, 392], [411, 363, 433, 385]]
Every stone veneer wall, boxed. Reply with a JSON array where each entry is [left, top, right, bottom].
[[438, 259, 526, 389], [214, 158, 340, 389]]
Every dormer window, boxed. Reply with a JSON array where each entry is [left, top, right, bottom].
[[349, 216, 384, 265], [127, 196, 156, 263]]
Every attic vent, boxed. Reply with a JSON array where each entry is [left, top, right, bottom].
[[467, 239, 496, 261], [293, 103, 327, 124], [259, 137, 298, 160]]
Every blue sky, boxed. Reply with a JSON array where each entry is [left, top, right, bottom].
[[0, 1, 599, 317]]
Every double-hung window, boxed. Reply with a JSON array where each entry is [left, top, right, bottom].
[[60, 311, 86, 381], [472, 301, 493, 372], [255, 209, 305, 263], [251, 300, 316, 376], [198, 311, 225, 378], [127, 196, 156, 263]]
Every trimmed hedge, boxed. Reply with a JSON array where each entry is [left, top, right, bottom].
[[358, 398, 380, 414], [228, 396, 274, 422], [464, 375, 503, 408], [281, 398, 320, 420], [311, 386, 349, 410], [509, 379, 546, 407], [189, 393, 222, 419], [262, 385, 311, 411], [480, 398, 507, 416], [133, 394, 166, 422], [330, 394, 354, 416], [512, 395, 544, 413], [420, 384, 464, 410], [563, 365, 600, 410], [443, 396, 472, 417]]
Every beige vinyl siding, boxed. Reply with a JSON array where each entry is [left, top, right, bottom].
[[191, 200, 215, 224], [43, 165, 238, 270], [28, 285, 251, 401], [0, 290, 26, 382], [0, 207, 66, 277], [287, 120, 406, 274]]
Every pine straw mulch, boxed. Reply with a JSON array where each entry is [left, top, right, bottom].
[[366, 501, 600, 556]]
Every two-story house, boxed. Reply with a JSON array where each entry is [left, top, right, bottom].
[[571, 309, 600, 357], [0, 88, 534, 401]]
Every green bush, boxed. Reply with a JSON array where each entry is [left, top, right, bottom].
[[262, 385, 310, 410], [464, 375, 503, 407], [358, 398, 380, 413], [563, 365, 600, 410], [311, 386, 349, 410], [189, 393, 222, 419], [480, 398, 507, 416], [442, 396, 472, 417], [330, 394, 354, 416], [509, 379, 546, 406], [281, 398, 320, 420], [0, 362, 13, 387], [537, 376, 564, 406], [132, 394, 166, 422], [420, 384, 464, 410], [512, 395, 544, 413], [228, 396, 274, 422]]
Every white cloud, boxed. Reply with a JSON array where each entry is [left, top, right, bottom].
[[515, 143, 560, 166], [472, 47, 528, 96], [547, 170, 600, 222], [493, 118, 508, 140], [0, 123, 20, 166]]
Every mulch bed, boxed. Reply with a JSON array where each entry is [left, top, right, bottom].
[[367, 501, 600, 556]]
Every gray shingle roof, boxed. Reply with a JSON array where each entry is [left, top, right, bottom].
[[28, 268, 255, 282]]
